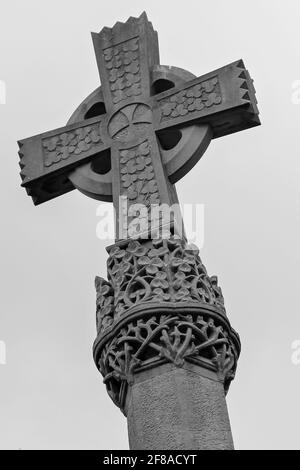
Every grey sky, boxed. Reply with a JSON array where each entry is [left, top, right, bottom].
[[0, 0, 300, 449]]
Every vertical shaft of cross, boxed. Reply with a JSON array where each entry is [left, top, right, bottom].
[[92, 13, 182, 240]]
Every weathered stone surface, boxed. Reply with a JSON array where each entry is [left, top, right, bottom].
[[126, 363, 234, 450]]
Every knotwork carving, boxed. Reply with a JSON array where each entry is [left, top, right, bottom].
[[95, 237, 225, 334], [96, 311, 239, 411], [94, 237, 240, 411]]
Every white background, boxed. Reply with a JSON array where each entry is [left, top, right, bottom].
[[0, 0, 299, 449]]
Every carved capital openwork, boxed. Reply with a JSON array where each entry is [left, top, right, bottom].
[[93, 237, 240, 412]]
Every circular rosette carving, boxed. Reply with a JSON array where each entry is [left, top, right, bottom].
[[108, 103, 152, 143]]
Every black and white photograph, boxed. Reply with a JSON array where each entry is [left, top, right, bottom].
[[0, 0, 299, 453]]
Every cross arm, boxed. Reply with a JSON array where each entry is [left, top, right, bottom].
[[153, 60, 260, 139], [18, 115, 109, 205]]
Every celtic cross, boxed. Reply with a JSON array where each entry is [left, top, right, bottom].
[[18, 12, 260, 450]]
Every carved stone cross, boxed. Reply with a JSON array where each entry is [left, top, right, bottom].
[[18, 13, 260, 450], [19, 12, 258, 239]]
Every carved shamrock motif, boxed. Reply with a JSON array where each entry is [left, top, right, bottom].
[[127, 186, 138, 200], [171, 255, 195, 273], [172, 271, 191, 291], [112, 78, 126, 91], [176, 104, 188, 116], [112, 90, 125, 104], [95, 278, 115, 330], [174, 287, 191, 301], [150, 271, 169, 290], [125, 73, 140, 86], [126, 240, 148, 257], [121, 173, 137, 188], [107, 55, 123, 70], [148, 246, 169, 258], [203, 77, 218, 93], [187, 98, 205, 112], [152, 288, 171, 301], [125, 61, 139, 75], [43, 125, 102, 167], [204, 92, 222, 107], [139, 141, 150, 155], [104, 37, 141, 105], [124, 159, 137, 174], [120, 149, 136, 163], [112, 260, 131, 285], [99, 236, 227, 337], [174, 91, 186, 104], [112, 260, 131, 274], [161, 101, 176, 116], [186, 84, 202, 98], [137, 256, 164, 275], [109, 68, 120, 82], [109, 246, 127, 260], [124, 50, 138, 65], [125, 83, 141, 97], [119, 140, 160, 208], [138, 165, 154, 181], [159, 76, 221, 123], [135, 155, 152, 171], [141, 180, 157, 195]]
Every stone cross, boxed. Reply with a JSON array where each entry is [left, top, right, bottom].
[[18, 13, 260, 450], [19, 12, 258, 238]]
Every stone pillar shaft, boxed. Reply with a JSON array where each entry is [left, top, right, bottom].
[[126, 364, 234, 450]]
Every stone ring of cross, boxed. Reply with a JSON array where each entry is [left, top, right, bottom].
[[66, 64, 211, 202]]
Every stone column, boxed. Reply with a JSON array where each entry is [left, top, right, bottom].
[[126, 364, 234, 450], [93, 237, 240, 450]]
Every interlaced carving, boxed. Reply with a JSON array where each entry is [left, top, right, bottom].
[[94, 237, 240, 411], [96, 238, 225, 334], [96, 312, 239, 411]]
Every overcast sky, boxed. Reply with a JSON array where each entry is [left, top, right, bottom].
[[0, 0, 300, 450]]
